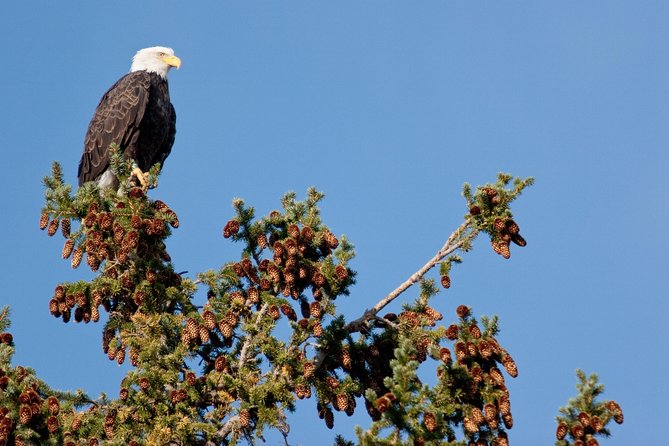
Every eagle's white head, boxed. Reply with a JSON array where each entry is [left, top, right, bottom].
[[130, 46, 181, 79]]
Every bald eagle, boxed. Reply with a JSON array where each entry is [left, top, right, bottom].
[[77, 46, 181, 190]]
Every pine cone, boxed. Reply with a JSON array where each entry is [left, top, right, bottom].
[[46, 396, 60, 415], [571, 422, 584, 439], [98, 212, 113, 231], [585, 437, 599, 446], [248, 287, 260, 304], [578, 412, 591, 428], [498, 396, 511, 416], [39, 212, 49, 230], [606, 400, 624, 424], [324, 407, 334, 429], [484, 403, 498, 424], [313, 321, 323, 337], [469, 324, 482, 339], [47, 218, 59, 236], [238, 409, 250, 427], [471, 407, 484, 426], [489, 367, 505, 387], [202, 310, 217, 330], [113, 223, 124, 245], [71, 248, 83, 269], [334, 393, 348, 412], [312, 271, 326, 287], [103, 423, 114, 439], [60, 218, 71, 238], [139, 377, 150, 391], [492, 239, 511, 258], [280, 304, 297, 321], [456, 305, 470, 318], [302, 361, 315, 379], [115, 348, 125, 365], [440, 275, 451, 289], [185, 318, 198, 339], [493, 218, 506, 232], [305, 302, 321, 320], [215, 355, 228, 373], [463, 416, 479, 433], [19, 405, 32, 424], [445, 324, 459, 340], [219, 322, 234, 339], [47, 415, 60, 433], [496, 431, 509, 446], [590, 415, 604, 432], [324, 232, 339, 249], [454, 341, 467, 362], [301, 226, 315, 241], [423, 412, 437, 432], [71, 414, 82, 431], [502, 412, 513, 429], [91, 305, 100, 322], [325, 376, 340, 390], [340, 348, 352, 370], [510, 233, 527, 247], [268, 305, 280, 320], [335, 265, 348, 281], [256, 233, 268, 249], [502, 354, 518, 377], [424, 306, 443, 321], [376, 396, 391, 413], [439, 347, 452, 364]]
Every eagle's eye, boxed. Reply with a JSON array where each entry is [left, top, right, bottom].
[[159, 52, 165, 57]]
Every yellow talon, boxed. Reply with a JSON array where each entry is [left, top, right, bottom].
[[131, 166, 150, 191]]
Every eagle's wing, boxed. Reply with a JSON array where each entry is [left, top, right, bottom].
[[77, 71, 151, 186]]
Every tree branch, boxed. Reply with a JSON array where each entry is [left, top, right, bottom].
[[237, 302, 269, 373], [345, 219, 474, 332], [314, 219, 475, 370]]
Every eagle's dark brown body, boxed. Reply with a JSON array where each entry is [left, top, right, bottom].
[[77, 71, 176, 186]]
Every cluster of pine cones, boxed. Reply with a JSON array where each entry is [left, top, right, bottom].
[[177, 217, 354, 431], [556, 401, 623, 446], [469, 187, 527, 259]]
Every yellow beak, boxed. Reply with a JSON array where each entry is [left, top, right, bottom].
[[162, 54, 182, 69]]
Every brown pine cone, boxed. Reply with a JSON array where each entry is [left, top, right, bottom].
[[202, 310, 217, 330], [71, 248, 83, 269], [423, 412, 437, 432], [334, 393, 349, 412], [47, 415, 60, 433], [324, 232, 339, 249], [571, 422, 584, 438], [268, 305, 280, 320], [47, 218, 59, 236], [215, 355, 228, 373], [510, 233, 527, 247], [456, 305, 470, 318], [502, 354, 518, 377], [440, 275, 451, 289], [39, 212, 49, 230], [60, 218, 71, 237], [463, 416, 479, 433], [445, 324, 459, 340], [62, 239, 75, 259]]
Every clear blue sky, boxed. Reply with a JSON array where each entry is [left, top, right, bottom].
[[1, 2, 667, 445]]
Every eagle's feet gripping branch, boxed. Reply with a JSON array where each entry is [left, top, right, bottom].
[[131, 164, 152, 192]]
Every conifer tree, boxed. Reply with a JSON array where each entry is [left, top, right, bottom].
[[0, 154, 623, 445]]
